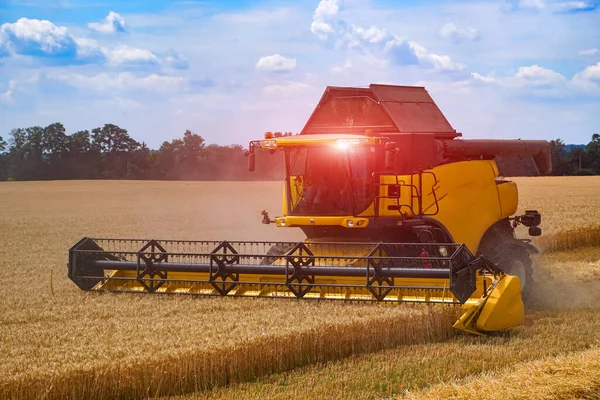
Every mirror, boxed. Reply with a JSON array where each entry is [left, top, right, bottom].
[[248, 152, 256, 172]]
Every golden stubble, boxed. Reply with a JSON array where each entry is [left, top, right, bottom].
[[2, 177, 600, 399], [0, 181, 457, 399]]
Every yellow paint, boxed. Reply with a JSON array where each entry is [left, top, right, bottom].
[[257, 133, 380, 149], [275, 216, 369, 228], [280, 158, 515, 254], [452, 274, 524, 334]]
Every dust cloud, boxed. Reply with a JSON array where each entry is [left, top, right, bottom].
[[528, 261, 600, 311]]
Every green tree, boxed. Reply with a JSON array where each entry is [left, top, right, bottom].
[[585, 133, 600, 174], [66, 130, 96, 179], [91, 124, 140, 178], [0, 135, 7, 180], [548, 138, 571, 175], [42, 123, 69, 178], [91, 124, 139, 153], [8, 126, 45, 180]]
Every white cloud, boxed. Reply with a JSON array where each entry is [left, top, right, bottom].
[[572, 62, 600, 92], [263, 81, 312, 97], [105, 44, 158, 65], [471, 72, 496, 83], [438, 22, 480, 42], [255, 54, 297, 72], [576, 62, 600, 81], [515, 0, 597, 12], [470, 63, 600, 97], [161, 49, 189, 70], [310, 0, 340, 40], [0, 18, 76, 56], [580, 48, 598, 56], [46, 71, 185, 92], [0, 17, 185, 69], [0, 79, 18, 103], [553, 1, 596, 11], [310, 0, 463, 72], [88, 11, 126, 34], [519, 0, 546, 9], [409, 41, 465, 71], [74, 38, 159, 66], [515, 64, 567, 86]]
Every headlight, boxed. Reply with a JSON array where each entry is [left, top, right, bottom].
[[347, 220, 355, 227], [260, 139, 277, 149], [439, 246, 448, 257]]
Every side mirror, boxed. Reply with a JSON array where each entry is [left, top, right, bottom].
[[248, 152, 256, 172], [384, 142, 397, 170]]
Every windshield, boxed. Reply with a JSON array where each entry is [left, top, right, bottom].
[[286, 145, 375, 216]]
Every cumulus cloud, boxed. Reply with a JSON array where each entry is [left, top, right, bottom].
[[88, 11, 126, 34], [309, 0, 463, 72], [580, 48, 598, 55], [409, 41, 465, 71], [515, 64, 567, 86], [0, 18, 77, 58], [0, 17, 187, 69], [0, 79, 18, 103], [255, 54, 297, 72], [105, 44, 158, 65], [512, 0, 598, 12], [575, 62, 600, 81], [471, 63, 600, 97], [162, 49, 189, 70], [519, 0, 547, 9], [471, 72, 496, 83], [310, 0, 340, 40], [573, 62, 600, 91], [46, 71, 186, 92], [438, 23, 480, 42]]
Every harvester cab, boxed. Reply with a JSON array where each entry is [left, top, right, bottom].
[[68, 84, 551, 335]]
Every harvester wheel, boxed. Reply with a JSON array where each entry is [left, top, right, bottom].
[[498, 245, 533, 300]]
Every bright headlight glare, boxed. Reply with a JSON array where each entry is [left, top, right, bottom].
[[335, 138, 370, 149], [347, 220, 355, 227], [439, 246, 448, 257], [278, 219, 286, 227], [260, 139, 277, 149]]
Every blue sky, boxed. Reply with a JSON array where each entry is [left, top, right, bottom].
[[1, 0, 599, 148]]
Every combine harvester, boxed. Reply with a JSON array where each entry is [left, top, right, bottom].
[[68, 85, 551, 335]]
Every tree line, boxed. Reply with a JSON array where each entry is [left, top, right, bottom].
[[548, 135, 600, 176], [0, 122, 598, 181], [0, 123, 282, 181]]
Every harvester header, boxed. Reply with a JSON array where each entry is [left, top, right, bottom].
[[68, 84, 550, 335]]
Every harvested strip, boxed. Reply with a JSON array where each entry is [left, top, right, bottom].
[[170, 309, 600, 400], [0, 307, 458, 400], [406, 346, 600, 400]]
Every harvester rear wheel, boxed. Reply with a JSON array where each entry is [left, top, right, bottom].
[[497, 245, 533, 300]]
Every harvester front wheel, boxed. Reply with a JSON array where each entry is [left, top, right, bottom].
[[497, 245, 533, 300]]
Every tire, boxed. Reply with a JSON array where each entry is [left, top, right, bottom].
[[497, 245, 534, 300]]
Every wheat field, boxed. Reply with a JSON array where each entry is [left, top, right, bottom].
[[1, 176, 600, 399]]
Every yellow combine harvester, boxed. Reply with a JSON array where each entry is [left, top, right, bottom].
[[68, 84, 551, 335]]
